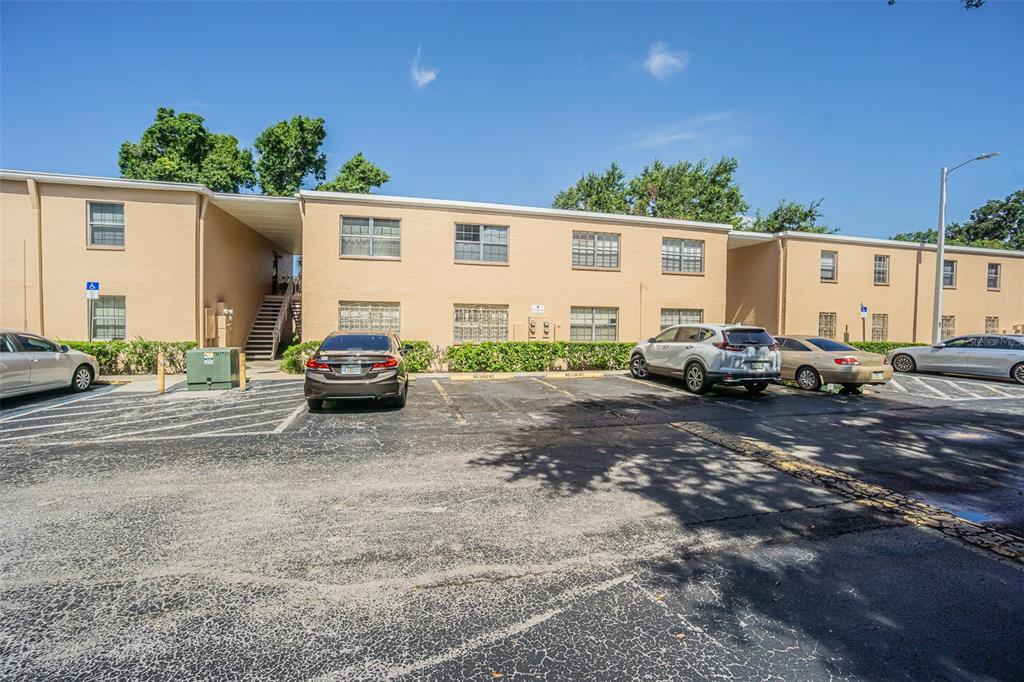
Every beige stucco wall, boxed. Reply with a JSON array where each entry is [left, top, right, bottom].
[[301, 198, 730, 346], [726, 240, 780, 332], [1, 179, 200, 341], [929, 250, 1023, 337], [201, 202, 280, 347], [0, 180, 41, 332]]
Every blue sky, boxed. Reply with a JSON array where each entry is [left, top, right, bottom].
[[2, 1, 1022, 238]]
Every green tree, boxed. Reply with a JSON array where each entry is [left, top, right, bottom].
[[892, 190, 1022, 250], [254, 115, 327, 195], [118, 108, 255, 192], [317, 152, 390, 193], [627, 158, 748, 226], [747, 199, 837, 234], [552, 162, 630, 214]]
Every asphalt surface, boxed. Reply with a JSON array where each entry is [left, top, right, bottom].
[[1, 372, 1022, 680]]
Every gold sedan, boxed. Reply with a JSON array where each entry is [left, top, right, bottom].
[[774, 335, 892, 391]]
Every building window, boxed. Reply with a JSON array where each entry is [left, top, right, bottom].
[[570, 307, 618, 342], [818, 312, 837, 339], [662, 238, 704, 274], [985, 316, 999, 334], [453, 304, 508, 343], [572, 231, 620, 269], [91, 295, 126, 340], [338, 301, 400, 332], [871, 313, 889, 341], [942, 260, 956, 288], [987, 263, 1001, 290], [455, 224, 509, 263], [88, 202, 125, 247], [340, 217, 401, 258], [820, 250, 838, 282], [660, 308, 703, 329], [941, 315, 955, 339], [873, 255, 889, 285]]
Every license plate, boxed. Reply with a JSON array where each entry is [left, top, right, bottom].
[[339, 365, 361, 375], [872, 371, 884, 380], [749, 361, 768, 370]]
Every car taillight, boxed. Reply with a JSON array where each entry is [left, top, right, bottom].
[[713, 342, 746, 352], [834, 357, 860, 366], [882, 356, 889, 365], [371, 356, 399, 370], [305, 358, 330, 370]]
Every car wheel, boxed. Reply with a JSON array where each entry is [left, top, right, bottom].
[[630, 354, 650, 379], [745, 382, 768, 395], [391, 381, 408, 408], [684, 362, 709, 394], [891, 353, 916, 374], [796, 366, 822, 391], [306, 398, 323, 412], [1012, 363, 1024, 385], [71, 365, 93, 392]]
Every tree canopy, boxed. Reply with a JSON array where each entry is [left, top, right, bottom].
[[746, 199, 837, 234], [317, 153, 390, 193], [253, 116, 328, 196], [118, 108, 255, 192], [892, 190, 1023, 251], [552, 162, 631, 214]]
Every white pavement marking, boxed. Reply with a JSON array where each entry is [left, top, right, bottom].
[[939, 379, 984, 399], [92, 406, 296, 441], [887, 378, 908, 393], [0, 390, 110, 424], [272, 403, 306, 434], [612, 374, 754, 412], [907, 376, 949, 399]]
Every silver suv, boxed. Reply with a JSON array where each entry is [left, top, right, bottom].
[[629, 323, 781, 394]]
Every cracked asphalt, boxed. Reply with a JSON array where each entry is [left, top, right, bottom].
[[1, 373, 1022, 680]]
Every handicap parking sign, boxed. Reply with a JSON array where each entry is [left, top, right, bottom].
[[86, 281, 100, 300]]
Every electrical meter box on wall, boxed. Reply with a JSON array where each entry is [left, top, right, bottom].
[[528, 316, 552, 340], [186, 347, 240, 390]]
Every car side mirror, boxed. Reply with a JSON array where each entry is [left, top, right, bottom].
[[932, 343, 945, 349], [647, 337, 655, 343], [400, 343, 414, 353], [59, 344, 70, 353]]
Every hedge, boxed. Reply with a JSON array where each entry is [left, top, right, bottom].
[[847, 341, 928, 355], [280, 340, 636, 374], [61, 340, 197, 374]]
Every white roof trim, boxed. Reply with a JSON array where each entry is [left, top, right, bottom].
[[0, 169, 213, 195], [299, 189, 734, 233], [727, 230, 1024, 258]]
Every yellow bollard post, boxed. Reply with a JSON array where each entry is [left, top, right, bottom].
[[239, 352, 247, 391], [156, 351, 165, 394]]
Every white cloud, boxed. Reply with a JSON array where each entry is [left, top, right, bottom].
[[626, 112, 738, 149], [643, 42, 689, 80], [410, 46, 439, 88]]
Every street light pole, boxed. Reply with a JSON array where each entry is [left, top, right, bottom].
[[931, 152, 999, 344]]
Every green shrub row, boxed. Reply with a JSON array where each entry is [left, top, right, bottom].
[[280, 340, 636, 374], [847, 341, 928, 355], [61, 340, 197, 375]]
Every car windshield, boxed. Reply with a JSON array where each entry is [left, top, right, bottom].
[[320, 334, 391, 352], [807, 337, 857, 352], [724, 329, 775, 345]]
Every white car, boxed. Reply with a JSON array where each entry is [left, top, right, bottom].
[[888, 334, 1024, 384], [0, 330, 99, 400], [630, 323, 781, 394]]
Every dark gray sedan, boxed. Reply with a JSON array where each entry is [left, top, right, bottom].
[[888, 334, 1024, 384], [304, 331, 410, 411]]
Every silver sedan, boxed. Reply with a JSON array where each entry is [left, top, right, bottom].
[[0, 330, 99, 399], [888, 334, 1024, 384]]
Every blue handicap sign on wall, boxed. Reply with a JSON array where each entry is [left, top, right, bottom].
[[86, 281, 100, 291]]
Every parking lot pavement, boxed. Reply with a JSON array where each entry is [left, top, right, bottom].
[[1, 374, 1022, 680]]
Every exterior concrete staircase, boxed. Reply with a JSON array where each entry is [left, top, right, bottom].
[[244, 295, 287, 360], [289, 295, 302, 338]]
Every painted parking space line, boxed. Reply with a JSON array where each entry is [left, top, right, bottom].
[[887, 378, 908, 393], [531, 377, 577, 400], [907, 375, 950, 399], [0, 388, 118, 424], [92, 405, 298, 441], [612, 374, 755, 412], [272, 403, 307, 434], [431, 379, 467, 425], [938, 378, 984, 399]]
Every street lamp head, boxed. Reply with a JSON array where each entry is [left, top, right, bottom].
[[976, 152, 999, 160]]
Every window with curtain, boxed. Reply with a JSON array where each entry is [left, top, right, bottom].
[[453, 305, 509, 343], [572, 231, 620, 269], [455, 224, 509, 263], [92, 295, 126, 340], [659, 308, 703, 329], [340, 217, 401, 258], [820, 251, 838, 281], [570, 307, 618, 341], [338, 301, 400, 332], [662, 238, 704, 273], [88, 202, 125, 247]]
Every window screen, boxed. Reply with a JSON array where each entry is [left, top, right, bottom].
[[662, 238, 704, 273], [453, 305, 509, 343], [818, 312, 837, 339], [659, 308, 703, 329], [455, 224, 509, 263], [570, 307, 618, 341], [338, 301, 400, 333], [340, 217, 401, 258], [820, 251, 837, 281], [92, 295, 126, 340], [572, 231, 620, 269], [88, 202, 125, 247]]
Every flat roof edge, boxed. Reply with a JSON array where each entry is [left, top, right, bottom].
[[299, 189, 735, 232], [0, 169, 213, 195], [727, 229, 1024, 258]]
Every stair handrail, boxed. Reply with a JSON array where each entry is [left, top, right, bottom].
[[269, 279, 295, 360]]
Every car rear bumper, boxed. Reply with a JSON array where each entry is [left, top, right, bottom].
[[819, 365, 892, 385], [707, 370, 781, 385], [304, 371, 403, 400]]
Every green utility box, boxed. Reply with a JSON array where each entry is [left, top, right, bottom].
[[186, 347, 240, 390]]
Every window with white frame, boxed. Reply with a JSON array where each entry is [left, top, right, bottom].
[[985, 316, 999, 334], [987, 263, 1001, 290], [453, 304, 508, 343], [88, 202, 125, 247], [873, 255, 889, 285], [941, 315, 955, 339], [572, 231, 620, 269], [455, 224, 509, 263], [338, 301, 400, 332], [660, 308, 704, 329], [662, 238, 704, 274], [818, 312, 837, 339], [340, 217, 401, 258], [942, 260, 957, 288], [92, 295, 126, 340], [871, 313, 888, 342], [820, 250, 838, 282], [570, 307, 618, 341]]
